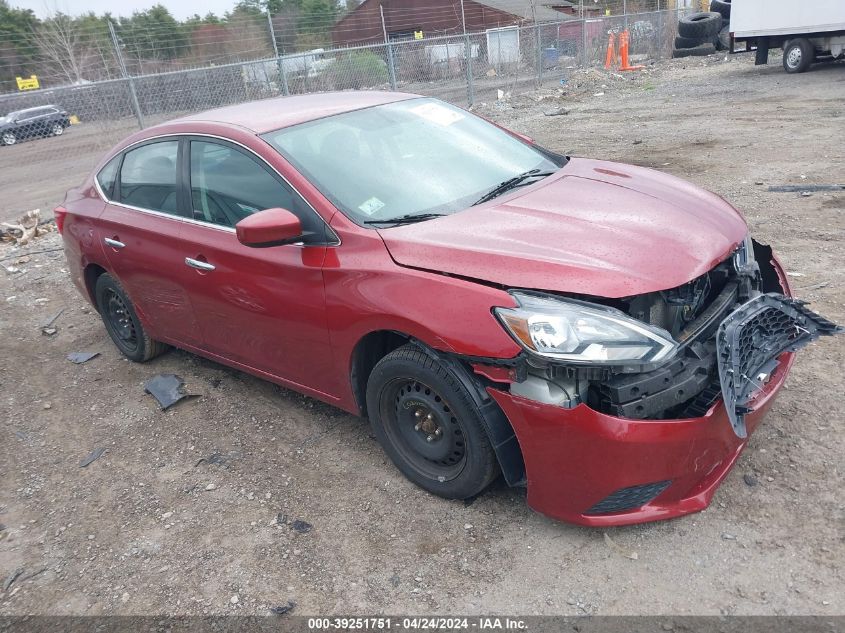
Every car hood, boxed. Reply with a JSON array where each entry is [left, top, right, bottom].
[[378, 158, 748, 298]]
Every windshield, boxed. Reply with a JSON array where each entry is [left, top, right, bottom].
[[262, 98, 562, 225]]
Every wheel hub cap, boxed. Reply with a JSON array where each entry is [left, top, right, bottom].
[[106, 290, 136, 345], [787, 48, 802, 68], [394, 381, 465, 467]]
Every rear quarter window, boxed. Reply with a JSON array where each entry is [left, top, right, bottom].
[[96, 155, 121, 199]]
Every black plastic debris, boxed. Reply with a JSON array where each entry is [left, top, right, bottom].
[[144, 374, 195, 410], [768, 184, 844, 192], [744, 474, 759, 487], [79, 447, 106, 468], [194, 452, 227, 467], [269, 601, 296, 616], [3, 568, 23, 592], [67, 351, 100, 364], [291, 520, 312, 534]]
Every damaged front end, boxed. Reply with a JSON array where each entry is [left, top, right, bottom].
[[477, 238, 840, 525], [493, 238, 841, 436]]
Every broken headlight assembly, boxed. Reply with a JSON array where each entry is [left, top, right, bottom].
[[494, 292, 678, 366]]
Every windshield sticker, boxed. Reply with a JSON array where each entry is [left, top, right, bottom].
[[358, 197, 385, 216], [410, 102, 464, 126]]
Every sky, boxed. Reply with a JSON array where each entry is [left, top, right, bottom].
[[10, 0, 242, 20]]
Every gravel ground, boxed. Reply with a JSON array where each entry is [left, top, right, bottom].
[[1, 53, 843, 617]]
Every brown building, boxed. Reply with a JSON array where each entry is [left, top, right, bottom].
[[332, 0, 576, 47]]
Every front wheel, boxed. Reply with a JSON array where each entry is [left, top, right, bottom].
[[783, 38, 814, 73], [366, 344, 499, 500], [1, 132, 16, 146], [51, 123, 64, 136], [95, 273, 168, 362]]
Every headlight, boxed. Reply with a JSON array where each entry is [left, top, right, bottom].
[[494, 292, 678, 365], [733, 233, 756, 272]]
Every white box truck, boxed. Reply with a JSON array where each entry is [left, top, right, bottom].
[[731, 0, 845, 73]]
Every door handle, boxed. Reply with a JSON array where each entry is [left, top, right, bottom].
[[185, 257, 215, 272], [104, 237, 125, 249]]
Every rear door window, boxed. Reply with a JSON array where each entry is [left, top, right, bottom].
[[117, 141, 180, 216]]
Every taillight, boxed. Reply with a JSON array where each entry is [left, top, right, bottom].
[[54, 206, 68, 235]]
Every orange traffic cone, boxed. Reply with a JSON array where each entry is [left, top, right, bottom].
[[604, 32, 617, 70], [619, 30, 645, 71]]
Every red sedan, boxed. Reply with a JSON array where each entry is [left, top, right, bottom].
[[57, 92, 840, 526]]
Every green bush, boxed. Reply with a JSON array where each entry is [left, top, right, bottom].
[[325, 51, 389, 90]]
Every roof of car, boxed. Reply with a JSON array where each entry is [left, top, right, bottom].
[[174, 91, 420, 134], [9, 105, 59, 115]]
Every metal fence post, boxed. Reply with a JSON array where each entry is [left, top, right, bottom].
[[108, 20, 145, 130], [580, 0, 588, 67], [267, 12, 289, 96], [380, 6, 398, 91], [535, 23, 543, 85], [657, 1, 663, 59], [460, 0, 474, 106]]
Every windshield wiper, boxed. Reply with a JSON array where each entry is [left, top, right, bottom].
[[473, 169, 557, 206], [364, 213, 445, 226]]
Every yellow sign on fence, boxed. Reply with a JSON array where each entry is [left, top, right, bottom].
[[414, 30, 424, 40], [16, 75, 39, 91]]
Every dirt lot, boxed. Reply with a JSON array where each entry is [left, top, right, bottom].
[[1, 54, 843, 617]]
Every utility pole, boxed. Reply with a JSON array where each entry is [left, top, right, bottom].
[[267, 12, 289, 96], [108, 20, 144, 130], [460, 0, 474, 105], [380, 5, 398, 90]]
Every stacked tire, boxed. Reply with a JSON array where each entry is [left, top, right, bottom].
[[672, 0, 731, 58]]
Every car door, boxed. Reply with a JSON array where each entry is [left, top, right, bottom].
[[14, 110, 37, 139], [177, 137, 337, 394], [97, 138, 203, 347]]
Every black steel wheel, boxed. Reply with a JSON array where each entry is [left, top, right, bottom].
[[366, 344, 499, 499], [95, 273, 168, 362]]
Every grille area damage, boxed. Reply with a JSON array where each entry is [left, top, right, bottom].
[[503, 240, 841, 431], [717, 294, 842, 437]]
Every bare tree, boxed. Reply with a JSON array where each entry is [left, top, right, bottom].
[[30, 11, 114, 84], [32, 13, 88, 83]]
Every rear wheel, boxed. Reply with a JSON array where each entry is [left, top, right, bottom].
[[95, 273, 168, 362], [1, 132, 16, 146], [366, 344, 499, 500], [783, 38, 814, 73]]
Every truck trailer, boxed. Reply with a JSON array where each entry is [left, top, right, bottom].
[[731, 0, 845, 73]]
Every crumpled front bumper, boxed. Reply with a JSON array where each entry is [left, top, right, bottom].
[[489, 352, 794, 527]]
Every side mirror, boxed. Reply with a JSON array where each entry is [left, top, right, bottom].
[[235, 207, 304, 247]]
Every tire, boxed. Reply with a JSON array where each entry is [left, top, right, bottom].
[[95, 273, 168, 362], [715, 25, 731, 51], [678, 12, 723, 40], [1, 132, 16, 146], [783, 38, 814, 73], [709, 0, 731, 20], [51, 123, 64, 136], [673, 43, 717, 58], [366, 344, 499, 500], [675, 34, 705, 49]]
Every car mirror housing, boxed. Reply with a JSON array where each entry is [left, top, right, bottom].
[[235, 207, 304, 248]]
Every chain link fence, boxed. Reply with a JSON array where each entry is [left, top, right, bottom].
[[0, 7, 692, 220]]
